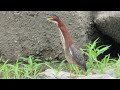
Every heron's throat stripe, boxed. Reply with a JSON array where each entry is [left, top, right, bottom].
[[59, 29, 65, 50]]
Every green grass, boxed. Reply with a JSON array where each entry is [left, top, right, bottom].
[[0, 57, 44, 79], [0, 56, 69, 79], [0, 38, 120, 79]]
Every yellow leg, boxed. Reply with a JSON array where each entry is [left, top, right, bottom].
[[75, 65, 79, 79], [69, 64, 72, 78]]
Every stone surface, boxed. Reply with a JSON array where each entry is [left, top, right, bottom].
[[94, 11, 120, 44], [104, 68, 117, 77], [78, 74, 115, 79], [1, 11, 120, 61], [40, 69, 71, 79], [0, 11, 95, 61], [40, 69, 115, 79]]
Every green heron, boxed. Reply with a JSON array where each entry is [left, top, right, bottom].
[[47, 14, 87, 78]]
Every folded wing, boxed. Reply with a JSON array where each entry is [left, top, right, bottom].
[[69, 44, 87, 71]]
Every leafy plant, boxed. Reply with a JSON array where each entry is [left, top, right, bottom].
[[74, 38, 118, 76], [81, 38, 111, 68], [82, 39, 110, 62], [0, 56, 46, 79]]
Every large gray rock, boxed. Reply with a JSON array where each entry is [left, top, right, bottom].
[[0, 11, 94, 61], [94, 11, 120, 44]]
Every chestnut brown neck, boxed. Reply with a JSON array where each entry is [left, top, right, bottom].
[[57, 19, 73, 47]]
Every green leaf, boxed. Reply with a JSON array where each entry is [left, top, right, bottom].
[[90, 39, 97, 50], [97, 46, 111, 56]]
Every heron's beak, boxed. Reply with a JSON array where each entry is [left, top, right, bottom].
[[47, 17, 53, 21]]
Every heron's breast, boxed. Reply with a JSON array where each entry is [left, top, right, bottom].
[[64, 48, 76, 64]]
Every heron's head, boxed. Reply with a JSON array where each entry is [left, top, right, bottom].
[[47, 14, 59, 24]]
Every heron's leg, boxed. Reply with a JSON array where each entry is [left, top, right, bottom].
[[75, 65, 79, 78], [69, 64, 72, 78]]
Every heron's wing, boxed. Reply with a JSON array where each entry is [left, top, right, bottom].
[[69, 44, 87, 71]]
